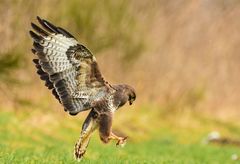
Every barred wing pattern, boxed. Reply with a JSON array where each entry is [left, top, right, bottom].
[[30, 16, 113, 115]]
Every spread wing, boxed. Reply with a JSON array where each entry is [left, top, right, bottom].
[[30, 16, 115, 115]]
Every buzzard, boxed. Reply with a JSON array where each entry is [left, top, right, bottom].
[[29, 16, 136, 160]]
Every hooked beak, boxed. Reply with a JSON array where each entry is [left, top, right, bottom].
[[129, 100, 133, 105]]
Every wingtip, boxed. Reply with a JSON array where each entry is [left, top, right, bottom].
[[29, 30, 34, 35], [30, 22, 35, 28], [29, 30, 35, 38], [31, 22, 49, 36], [37, 16, 48, 25], [32, 58, 39, 64], [31, 48, 36, 54], [30, 23, 38, 31], [36, 16, 41, 21], [29, 30, 42, 42], [36, 16, 43, 24]]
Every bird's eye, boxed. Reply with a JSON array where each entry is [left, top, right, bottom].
[[132, 96, 136, 100]]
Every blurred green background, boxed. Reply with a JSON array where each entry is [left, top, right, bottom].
[[1, 0, 240, 163]]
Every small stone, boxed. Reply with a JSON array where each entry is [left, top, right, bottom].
[[231, 154, 238, 160]]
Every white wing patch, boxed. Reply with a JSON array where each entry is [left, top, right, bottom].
[[107, 94, 117, 113]]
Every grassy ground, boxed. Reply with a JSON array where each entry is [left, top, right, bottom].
[[0, 108, 240, 164]]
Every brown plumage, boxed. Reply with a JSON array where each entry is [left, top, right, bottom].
[[29, 16, 136, 160]]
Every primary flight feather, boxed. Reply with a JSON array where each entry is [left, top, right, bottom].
[[29, 16, 136, 159]]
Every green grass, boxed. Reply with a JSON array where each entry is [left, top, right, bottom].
[[0, 110, 240, 164]]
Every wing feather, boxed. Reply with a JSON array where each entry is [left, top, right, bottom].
[[30, 16, 114, 115]]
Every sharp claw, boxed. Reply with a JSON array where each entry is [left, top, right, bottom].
[[74, 142, 86, 160], [74, 149, 86, 160], [116, 136, 128, 147]]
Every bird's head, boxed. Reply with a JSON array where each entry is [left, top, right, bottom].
[[128, 90, 136, 106], [124, 85, 136, 105], [113, 84, 136, 107]]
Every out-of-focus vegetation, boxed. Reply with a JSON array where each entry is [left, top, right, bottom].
[[1, 0, 240, 163], [0, 51, 21, 82], [1, 0, 239, 117]]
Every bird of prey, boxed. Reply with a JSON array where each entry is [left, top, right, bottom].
[[29, 16, 136, 160]]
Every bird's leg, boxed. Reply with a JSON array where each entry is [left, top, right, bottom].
[[109, 132, 128, 147], [74, 109, 99, 160], [98, 112, 127, 147]]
